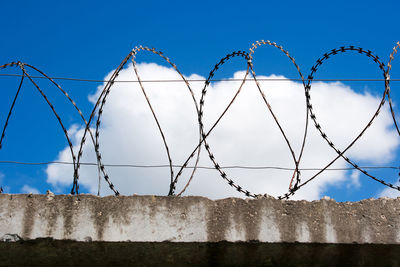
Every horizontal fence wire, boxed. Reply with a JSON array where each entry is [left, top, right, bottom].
[[0, 73, 400, 83], [1, 41, 400, 199], [0, 160, 399, 171]]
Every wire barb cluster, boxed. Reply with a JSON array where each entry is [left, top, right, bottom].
[[1, 41, 400, 199]]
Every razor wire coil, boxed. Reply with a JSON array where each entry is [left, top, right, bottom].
[[1, 41, 400, 199]]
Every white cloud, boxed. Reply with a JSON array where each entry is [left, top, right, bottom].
[[46, 62, 399, 200], [0, 172, 3, 190], [379, 178, 400, 198], [21, 185, 40, 194], [0, 173, 8, 193], [347, 170, 361, 189]]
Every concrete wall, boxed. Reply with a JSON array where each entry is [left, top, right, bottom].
[[0, 194, 399, 243]]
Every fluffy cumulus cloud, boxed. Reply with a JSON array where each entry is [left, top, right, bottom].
[[379, 181, 400, 198], [0, 172, 10, 193], [46, 62, 399, 200], [21, 185, 40, 194]]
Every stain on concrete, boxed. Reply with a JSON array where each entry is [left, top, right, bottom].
[[258, 200, 281, 242], [219, 198, 263, 241], [296, 221, 310, 242], [206, 198, 238, 242], [21, 195, 36, 239], [44, 194, 60, 237], [1, 194, 400, 244], [88, 195, 110, 240], [61, 195, 78, 239]]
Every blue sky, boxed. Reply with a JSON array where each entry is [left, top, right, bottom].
[[0, 0, 400, 201]]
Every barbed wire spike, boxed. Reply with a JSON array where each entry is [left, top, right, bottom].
[[1, 41, 400, 199]]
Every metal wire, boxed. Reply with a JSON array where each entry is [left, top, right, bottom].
[[279, 46, 400, 200], [0, 62, 104, 196], [1, 41, 400, 199], [1, 160, 399, 171], [1, 73, 399, 83]]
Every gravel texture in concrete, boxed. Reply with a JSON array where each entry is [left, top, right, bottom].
[[0, 194, 399, 243]]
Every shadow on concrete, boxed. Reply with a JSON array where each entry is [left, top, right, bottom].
[[1, 239, 400, 266]]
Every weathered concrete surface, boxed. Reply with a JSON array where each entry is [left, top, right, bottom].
[[0, 194, 399, 243]]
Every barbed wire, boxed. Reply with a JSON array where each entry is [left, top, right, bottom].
[[0, 160, 399, 171], [1, 40, 400, 199]]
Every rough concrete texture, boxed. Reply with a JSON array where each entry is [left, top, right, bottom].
[[0, 194, 399, 243]]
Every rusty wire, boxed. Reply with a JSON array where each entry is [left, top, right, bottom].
[[1, 41, 400, 199], [387, 42, 400, 136], [0, 61, 102, 195]]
